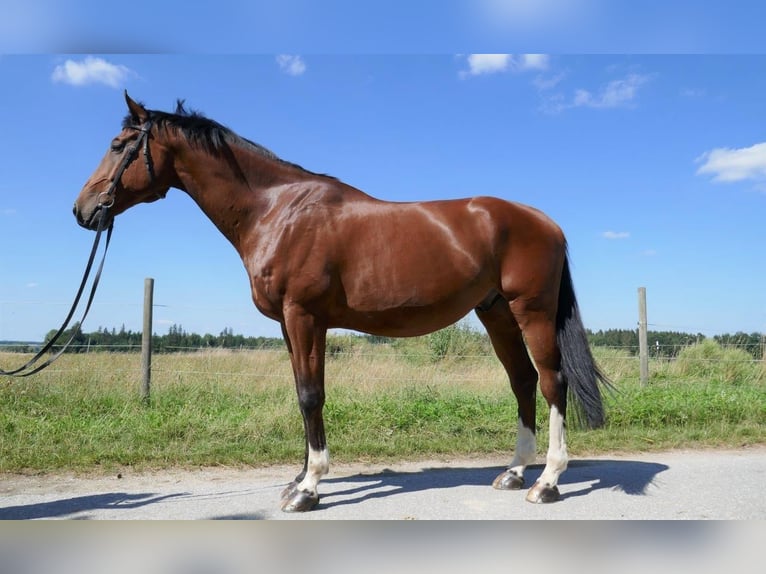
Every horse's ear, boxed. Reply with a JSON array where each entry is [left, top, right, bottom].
[[124, 90, 149, 124]]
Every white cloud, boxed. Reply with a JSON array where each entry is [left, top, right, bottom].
[[276, 55, 306, 76], [518, 54, 549, 71], [1, 208, 17, 216], [695, 142, 766, 183], [533, 71, 566, 91], [602, 231, 630, 240], [573, 74, 649, 108], [461, 54, 549, 77], [51, 56, 135, 88], [464, 54, 511, 75], [542, 73, 651, 113]]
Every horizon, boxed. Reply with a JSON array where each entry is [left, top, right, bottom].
[[2, 324, 764, 347]]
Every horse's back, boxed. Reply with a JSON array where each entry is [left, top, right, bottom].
[[328, 192, 565, 304]]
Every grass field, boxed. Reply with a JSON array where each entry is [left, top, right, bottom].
[[1, 337, 764, 474]]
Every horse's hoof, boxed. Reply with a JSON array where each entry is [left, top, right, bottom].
[[281, 488, 319, 512], [525, 481, 560, 503], [492, 469, 525, 490], [280, 481, 298, 501]]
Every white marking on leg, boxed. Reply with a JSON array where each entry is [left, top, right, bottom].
[[508, 418, 536, 477], [296, 447, 329, 494], [538, 405, 567, 487], [510, 334, 539, 479]]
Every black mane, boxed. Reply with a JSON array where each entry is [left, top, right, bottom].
[[123, 100, 332, 178]]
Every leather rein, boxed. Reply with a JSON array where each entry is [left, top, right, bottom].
[[1, 120, 154, 377]]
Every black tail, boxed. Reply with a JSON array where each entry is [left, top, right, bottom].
[[556, 254, 612, 429]]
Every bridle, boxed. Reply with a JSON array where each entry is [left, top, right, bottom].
[[98, 119, 155, 209], [1, 119, 154, 377]]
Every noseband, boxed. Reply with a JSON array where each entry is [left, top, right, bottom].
[[98, 119, 155, 208]]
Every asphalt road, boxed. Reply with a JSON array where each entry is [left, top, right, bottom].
[[1, 447, 764, 520]]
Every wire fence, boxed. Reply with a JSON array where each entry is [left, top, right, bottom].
[[2, 339, 764, 375], [1, 339, 764, 355], [585, 343, 765, 363]]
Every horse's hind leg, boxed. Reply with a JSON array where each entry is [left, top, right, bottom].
[[475, 297, 539, 491], [510, 302, 568, 503]]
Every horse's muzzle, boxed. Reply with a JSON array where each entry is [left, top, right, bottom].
[[73, 203, 110, 231]]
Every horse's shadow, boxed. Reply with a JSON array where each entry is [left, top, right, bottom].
[[318, 458, 668, 510], [0, 492, 187, 520], [0, 459, 669, 519]]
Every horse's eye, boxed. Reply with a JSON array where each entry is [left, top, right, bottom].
[[111, 140, 125, 153]]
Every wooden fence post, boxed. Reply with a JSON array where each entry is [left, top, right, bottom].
[[141, 277, 154, 404], [638, 286, 649, 386]]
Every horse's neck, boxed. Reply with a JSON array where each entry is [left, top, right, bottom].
[[172, 144, 317, 250]]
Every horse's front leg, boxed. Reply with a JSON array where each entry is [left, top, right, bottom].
[[279, 308, 329, 512]]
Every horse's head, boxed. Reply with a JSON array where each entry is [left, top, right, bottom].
[[74, 92, 175, 230]]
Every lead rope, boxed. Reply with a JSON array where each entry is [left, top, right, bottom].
[[0, 204, 113, 377], [1, 118, 153, 378]]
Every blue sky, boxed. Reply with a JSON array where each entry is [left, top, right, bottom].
[[1, 53, 765, 341], [3, 1, 766, 53]]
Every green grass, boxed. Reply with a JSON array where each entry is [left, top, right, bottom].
[[1, 340, 764, 474]]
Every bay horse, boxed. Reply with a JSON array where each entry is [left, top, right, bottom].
[[74, 92, 610, 512]]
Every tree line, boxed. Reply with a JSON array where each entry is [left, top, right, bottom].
[[1, 325, 763, 360], [587, 329, 764, 359], [34, 323, 284, 353]]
